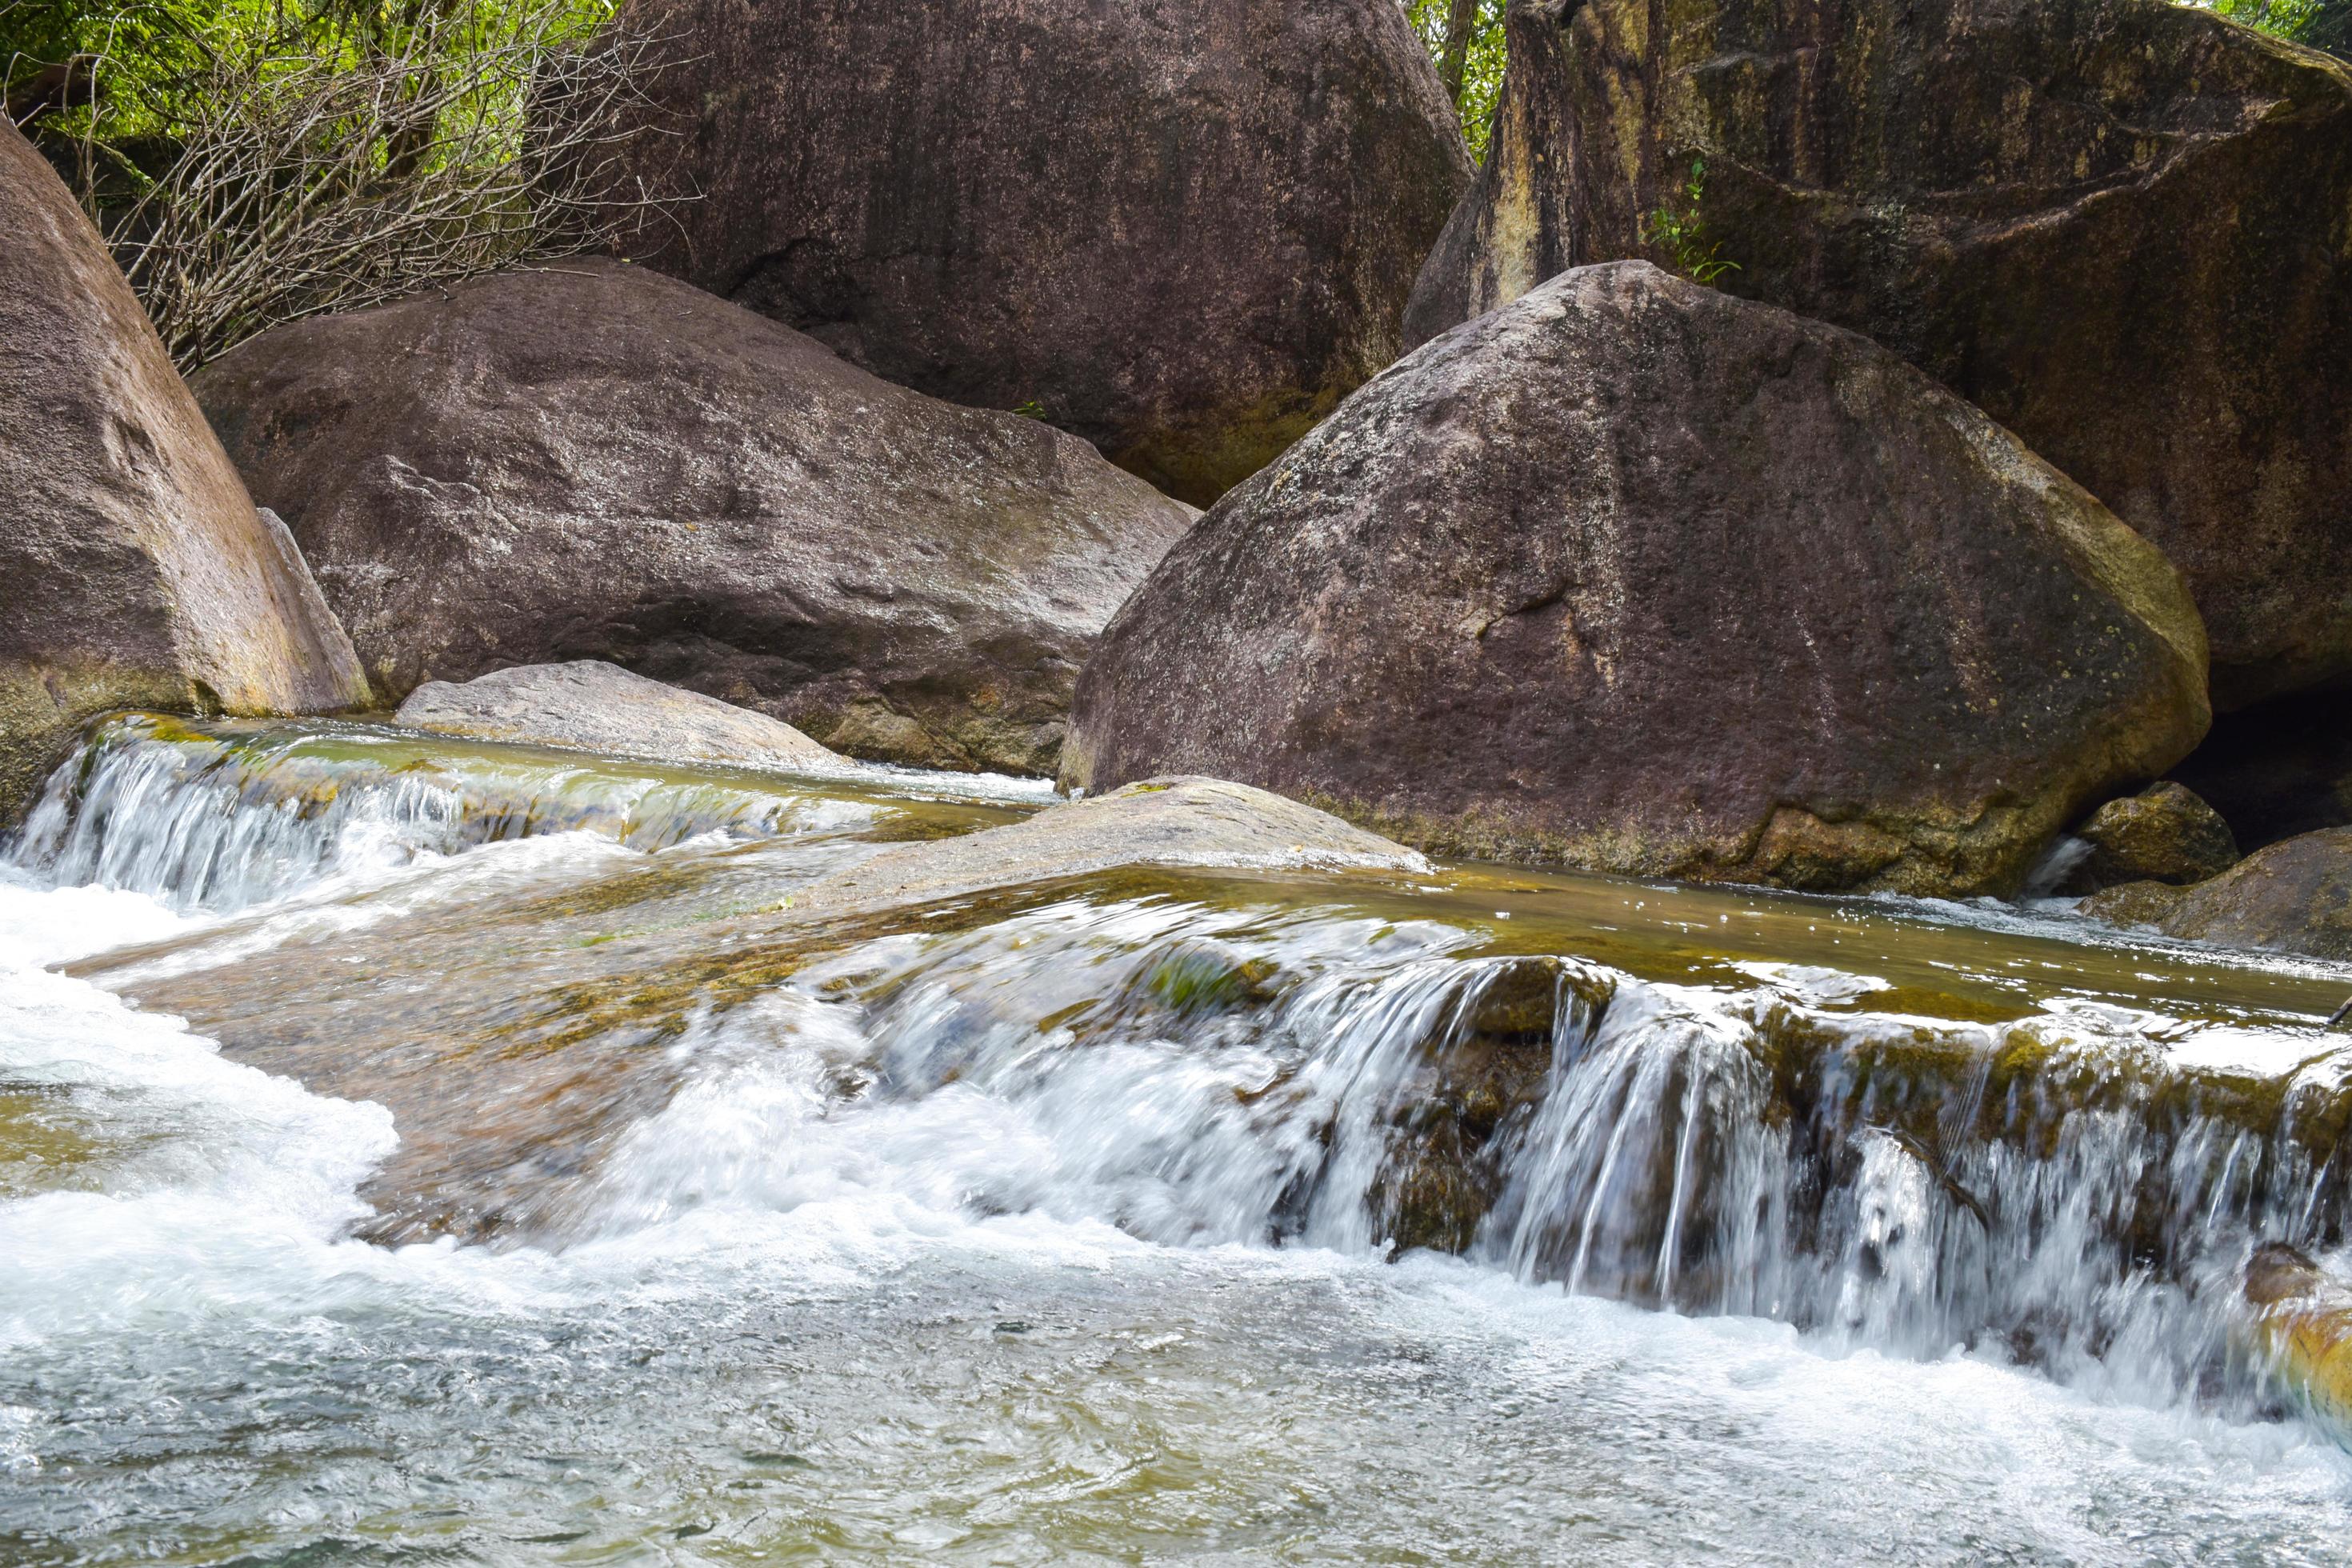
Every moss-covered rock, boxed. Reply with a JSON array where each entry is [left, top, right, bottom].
[[2245, 1242, 2352, 1441], [1404, 0, 2352, 709], [2059, 782, 2240, 894], [2079, 880, 2191, 932]]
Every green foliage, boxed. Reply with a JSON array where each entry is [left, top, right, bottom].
[[3, 0, 615, 159], [2196, 0, 2351, 54], [1641, 158, 1740, 286], [1, 0, 666, 367], [1010, 398, 1049, 421], [1404, 0, 1506, 163]]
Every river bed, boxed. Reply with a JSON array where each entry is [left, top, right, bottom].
[[3, 718, 2350, 1565]]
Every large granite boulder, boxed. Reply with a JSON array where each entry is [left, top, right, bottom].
[[1064, 262, 2211, 897], [194, 260, 1197, 778], [2082, 827, 2352, 961], [590, 0, 1471, 506], [394, 660, 842, 774], [0, 120, 366, 823], [1403, 0, 2352, 709]]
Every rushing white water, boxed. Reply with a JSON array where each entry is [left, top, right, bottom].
[[4, 718, 2352, 1562], [9, 714, 1046, 914]]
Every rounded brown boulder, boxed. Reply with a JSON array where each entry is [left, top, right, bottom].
[[2055, 782, 2240, 895], [194, 260, 1197, 778], [2085, 828, 2352, 962], [1064, 262, 2212, 897], [0, 119, 367, 823], [590, 0, 1471, 506], [1405, 0, 2352, 709]]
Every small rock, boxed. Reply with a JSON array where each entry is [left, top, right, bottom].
[[2244, 1242, 2352, 1439], [2058, 782, 2239, 894], [2077, 879, 2189, 933], [394, 660, 843, 774]]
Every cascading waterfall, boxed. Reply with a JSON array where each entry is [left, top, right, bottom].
[[563, 884, 2351, 1416], [14, 718, 2344, 1396], [4, 719, 2352, 1561], [1, 713, 997, 913]]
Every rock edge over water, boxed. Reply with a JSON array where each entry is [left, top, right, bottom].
[[1066, 262, 2210, 897], [795, 776, 1430, 918]]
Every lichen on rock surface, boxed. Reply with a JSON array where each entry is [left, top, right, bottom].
[[1405, 0, 2352, 708], [1066, 262, 2211, 897], [586, 0, 1472, 505]]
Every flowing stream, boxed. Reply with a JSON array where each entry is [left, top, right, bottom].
[[5, 716, 2352, 1563]]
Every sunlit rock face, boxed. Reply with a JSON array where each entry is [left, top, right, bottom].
[[1405, 0, 2352, 709], [0, 120, 367, 824], [1066, 262, 2211, 896], [588, 0, 1472, 505], [194, 260, 1195, 777]]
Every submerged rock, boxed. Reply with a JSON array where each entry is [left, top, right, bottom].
[[0, 121, 367, 822], [2057, 782, 2239, 895], [1066, 262, 2211, 896], [395, 660, 842, 775], [1368, 955, 1615, 1254], [1403, 0, 2352, 709], [589, 0, 1470, 504], [794, 777, 1428, 918], [2244, 1242, 2352, 1438], [194, 260, 1195, 776], [2087, 827, 2352, 962]]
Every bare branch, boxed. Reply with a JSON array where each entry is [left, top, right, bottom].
[[80, 0, 692, 369]]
